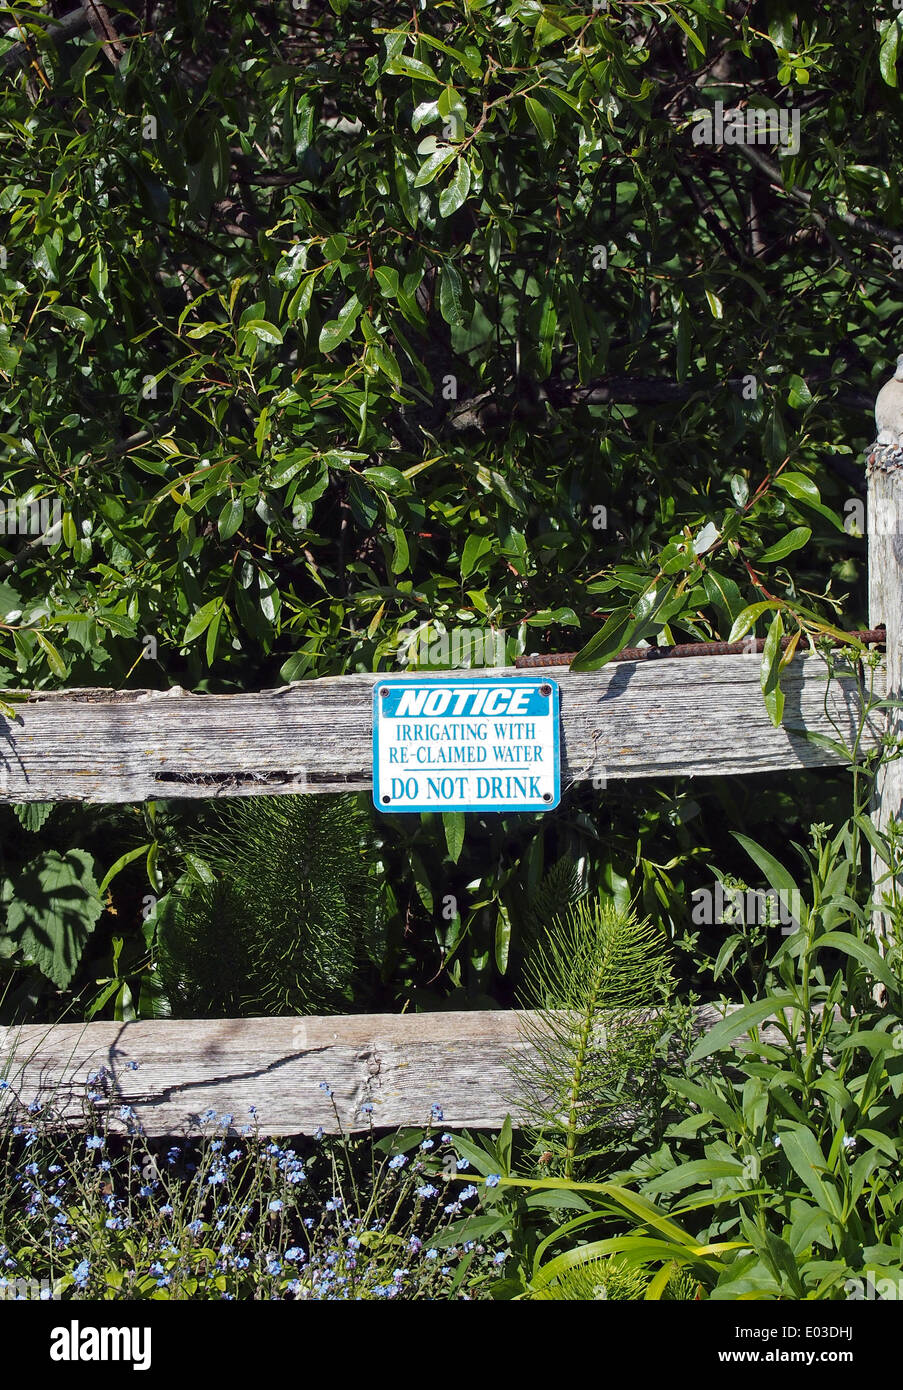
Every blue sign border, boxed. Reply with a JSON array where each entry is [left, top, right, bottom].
[[372, 676, 561, 814]]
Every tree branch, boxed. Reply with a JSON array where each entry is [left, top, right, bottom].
[[734, 144, 902, 250], [1, 7, 93, 72]]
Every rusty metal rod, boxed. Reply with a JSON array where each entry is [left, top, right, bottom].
[[514, 629, 886, 669]]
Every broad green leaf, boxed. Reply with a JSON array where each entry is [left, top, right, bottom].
[[13, 803, 54, 833], [461, 533, 492, 578], [439, 264, 467, 327], [880, 21, 900, 87], [414, 147, 457, 187], [758, 527, 811, 564], [318, 296, 361, 353], [183, 598, 223, 644], [733, 832, 801, 899], [34, 631, 67, 678], [728, 601, 782, 642], [384, 54, 442, 84], [242, 319, 283, 346], [524, 95, 555, 144], [780, 1125, 842, 1219], [362, 465, 409, 494], [644, 1159, 746, 1195], [439, 159, 471, 217], [3, 850, 103, 988], [569, 606, 634, 671], [814, 931, 897, 992], [690, 995, 796, 1062], [218, 498, 244, 540]]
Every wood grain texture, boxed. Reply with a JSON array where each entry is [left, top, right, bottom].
[[0, 1006, 783, 1136], [869, 464, 902, 945], [0, 653, 880, 803]]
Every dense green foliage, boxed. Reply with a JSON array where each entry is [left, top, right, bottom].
[[156, 794, 383, 1015], [0, 0, 895, 693]]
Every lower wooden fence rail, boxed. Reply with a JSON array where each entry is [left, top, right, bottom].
[[0, 1005, 790, 1137]]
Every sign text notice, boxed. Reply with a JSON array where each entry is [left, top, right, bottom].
[[372, 678, 560, 813]]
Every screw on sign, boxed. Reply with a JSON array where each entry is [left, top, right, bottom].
[[372, 677, 561, 813]]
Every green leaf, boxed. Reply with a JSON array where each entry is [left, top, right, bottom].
[[644, 1159, 746, 1195], [761, 610, 785, 727], [13, 803, 54, 833], [727, 601, 781, 642], [318, 296, 361, 353], [495, 900, 511, 974], [536, 293, 557, 377], [0, 328, 20, 373], [690, 995, 796, 1062], [671, 8, 706, 55], [439, 264, 467, 327], [733, 832, 801, 900], [524, 96, 555, 145], [51, 305, 93, 334], [814, 931, 897, 992], [218, 498, 244, 540], [414, 148, 457, 187], [569, 606, 634, 671], [183, 598, 223, 644], [758, 527, 811, 564], [461, 533, 492, 579], [362, 465, 409, 495], [786, 376, 813, 408], [388, 524, 409, 573], [34, 631, 67, 678], [780, 1125, 842, 1218], [443, 810, 465, 863], [384, 54, 442, 84], [439, 159, 471, 218], [880, 21, 900, 87], [3, 850, 103, 988], [242, 319, 283, 345], [705, 289, 723, 319], [99, 843, 152, 894]]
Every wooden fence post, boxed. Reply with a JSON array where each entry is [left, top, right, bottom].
[[868, 453, 903, 945]]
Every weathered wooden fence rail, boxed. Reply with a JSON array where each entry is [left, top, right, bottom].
[[0, 651, 881, 802], [0, 1004, 775, 1136]]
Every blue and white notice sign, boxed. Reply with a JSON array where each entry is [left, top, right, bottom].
[[372, 677, 560, 813]]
